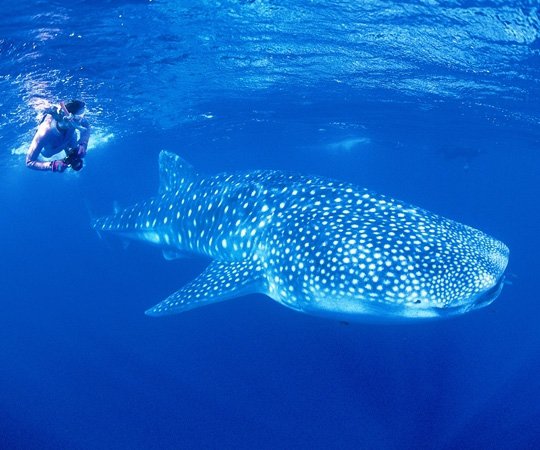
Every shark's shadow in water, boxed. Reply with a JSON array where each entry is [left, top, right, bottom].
[[93, 151, 509, 322]]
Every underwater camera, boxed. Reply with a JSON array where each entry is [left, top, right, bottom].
[[63, 147, 84, 171]]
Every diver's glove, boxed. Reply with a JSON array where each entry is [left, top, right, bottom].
[[51, 160, 68, 172]]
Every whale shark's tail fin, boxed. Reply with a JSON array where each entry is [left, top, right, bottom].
[[159, 150, 198, 194], [91, 151, 197, 237], [145, 259, 267, 317]]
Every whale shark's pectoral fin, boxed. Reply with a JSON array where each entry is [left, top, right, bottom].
[[145, 259, 267, 317], [159, 150, 198, 194]]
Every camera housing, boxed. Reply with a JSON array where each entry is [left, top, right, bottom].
[[63, 147, 83, 171]]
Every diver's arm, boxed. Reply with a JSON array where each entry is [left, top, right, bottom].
[[77, 119, 91, 155], [26, 130, 53, 171], [78, 119, 90, 144]]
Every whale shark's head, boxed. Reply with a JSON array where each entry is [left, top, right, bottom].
[[432, 236, 509, 317], [391, 230, 510, 320], [277, 204, 510, 322], [301, 231, 509, 322]]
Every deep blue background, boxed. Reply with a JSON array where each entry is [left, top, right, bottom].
[[1, 1, 540, 449]]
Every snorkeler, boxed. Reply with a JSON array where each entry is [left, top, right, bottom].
[[26, 99, 91, 172]]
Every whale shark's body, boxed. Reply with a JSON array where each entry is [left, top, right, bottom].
[[93, 151, 509, 321]]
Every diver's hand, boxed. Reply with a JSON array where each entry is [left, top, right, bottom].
[[51, 160, 68, 172], [77, 142, 87, 157]]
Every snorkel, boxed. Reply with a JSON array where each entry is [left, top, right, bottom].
[[59, 101, 71, 118]]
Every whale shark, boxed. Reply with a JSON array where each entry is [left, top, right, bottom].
[[92, 151, 509, 321]]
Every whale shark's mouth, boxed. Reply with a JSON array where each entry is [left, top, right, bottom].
[[474, 276, 505, 308], [434, 275, 506, 318], [392, 275, 507, 321]]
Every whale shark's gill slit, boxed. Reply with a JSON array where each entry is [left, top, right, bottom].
[[145, 259, 268, 316]]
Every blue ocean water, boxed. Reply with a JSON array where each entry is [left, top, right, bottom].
[[1, 0, 539, 448]]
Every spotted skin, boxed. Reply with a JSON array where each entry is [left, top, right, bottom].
[[92, 151, 509, 321]]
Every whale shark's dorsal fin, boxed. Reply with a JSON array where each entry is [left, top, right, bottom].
[[159, 150, 198, 194], [145, 259, 268, 316]]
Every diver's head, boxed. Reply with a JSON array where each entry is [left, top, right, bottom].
[[65, 99, 85, 115], [57, 99, 86, 130]]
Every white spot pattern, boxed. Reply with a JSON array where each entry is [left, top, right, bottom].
[[93, 151, 509, 321]]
